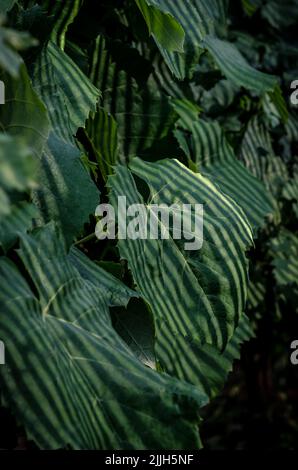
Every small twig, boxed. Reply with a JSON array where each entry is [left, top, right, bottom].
[[74, 232, 97, 246]]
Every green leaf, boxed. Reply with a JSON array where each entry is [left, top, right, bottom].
[[33, 41, 99, 144], [0, 188, 10, 217], [134, 0, 214, 79], [0, 63, 50, 156], [149, 50, 196, 100], [0, 201, 39, 251], [135, 0, 185, 53], [240, 116, 289, 199], [0, 134, 37, 193], [0, 25, 37, 77], [270, 229, 298, 287], [172, 107, 276, 231], [266, 85, 289, 124], [112, 287, 254, 398], [171, 98, 201, 125], [0, 135, 39, 250], [111, 298, 157, 369], [222, 313, 254, 363], [32, 132, 100, 246], [134, 0, 278, 92], [0, 224, 207, 449], [108, 158, 253, 392], [282, 170, 298, 218], [241, 0, 262, 16], [45, 0, 84, 50], [203, 35, 278, 94], [29, 43, 100, 242], [0, 0, 17, 14], [89, 36, 175, 159], [247, 267, 267, 311], [261, 0, 298, 29], [285, 112, 298, 142], [68, 246, 137, 308], [86, 107, 119, 180], [200, 79, 239, 112], [155, 312, 254, 400]]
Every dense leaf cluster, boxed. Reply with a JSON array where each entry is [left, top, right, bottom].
[[0, 0, 297, 450]]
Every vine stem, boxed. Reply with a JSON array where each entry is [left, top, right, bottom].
[[74, 232, 97, 246]]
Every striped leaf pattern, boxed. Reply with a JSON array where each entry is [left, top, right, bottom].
[[86, 107, 119, 179], [0, 135, 37, 194], [69, 246, 137, 307], [111, 298, 157, 369], [134, 0, 279, 101], [153, 312, 254, 399], [113, 280, 254, 396], [134, 0, 185, 52], [0, 58, 48, 250], [172, 104, 275, 230], [201, 79, 239, 112], [0, 135, 39, 250], [146, 48, 196, 100], [240, 116, 289, 196], [108, 159, 253, 391], [221, 313, 254, 363], [88, 36, 175, 158], [1, 0, 295, 450], [31, 41, 100, 244], [270, 229, 298, 287], [241, 0, 262, 16], [33, 41, 99, 144], [135, 0, 214, 79], [282, 171, 298, 218], [0, 201, 38, 251], [0, 224, 208, 449], [0, 0, 17, 14]]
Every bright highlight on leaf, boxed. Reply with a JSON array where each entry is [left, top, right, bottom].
[[135, 0, 185, 53]]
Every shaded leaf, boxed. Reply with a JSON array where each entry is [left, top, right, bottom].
[[111, 297, 156, 369], [0, 63, 50, 156], [270, 229, 298, 287], [134, 0, 214, 79], [89, 36, 175, 159], [135, 0, 185, 53], [33, 41, 99, 144], [45, 0, 84, 50], [69, 246, 137, 308], [0, 25, 37, 77], [0, 135, 39, 250], [0, 0, 17, 14], [86, 107, 119, 180], [108, 158, 253, 393], [32, 132, 100, 246], [240, 116, 289, 199], [172, 108, 276, 231], [203, 35, 278, 94], [0, 201, 38, 251]]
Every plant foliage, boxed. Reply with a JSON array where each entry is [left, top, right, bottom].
[[0, 0, 297, 450]]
